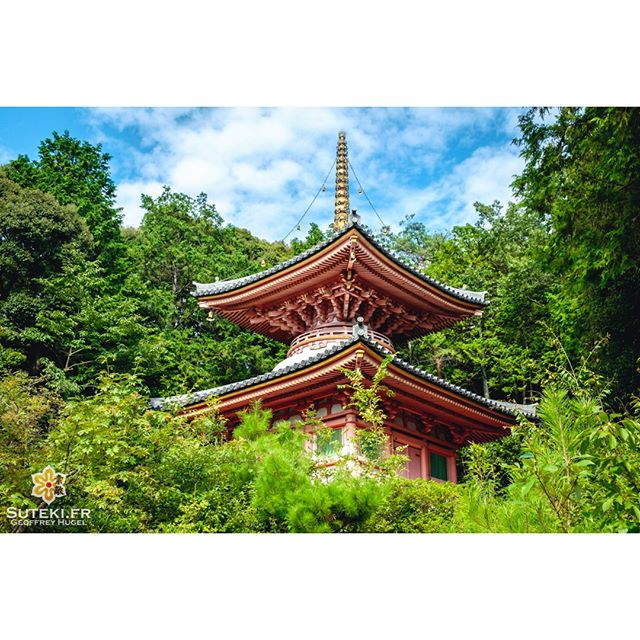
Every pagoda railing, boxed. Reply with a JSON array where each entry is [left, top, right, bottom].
[[288, 324, 395, 357]]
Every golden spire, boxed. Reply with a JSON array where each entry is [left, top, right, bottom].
[[334, 131, 350, 231]]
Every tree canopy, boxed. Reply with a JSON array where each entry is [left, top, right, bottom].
[[514, 107, 640, 402], [6, 131, 126, 276]]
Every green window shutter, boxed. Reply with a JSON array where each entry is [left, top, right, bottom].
[[430, 453, 448, 481], [316, 428, 343, 457]]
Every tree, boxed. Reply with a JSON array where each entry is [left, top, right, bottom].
[[0, 375, 390, 533], [385, 202, 554, 404], [514, 107, 640, 402], [0, 372, 62, 515], [5, 131, 126, 276], [456, 361, 640, 533], [0, 171, 92, 298], [124, 187, 288, 396], [33, 246, 148, 389], [0, 372, 230, 533], [132, 188, 224, 304], [335, 357, 412, 478], [363, 477, 460, 533], [0, 172, 93, 374], [289, 222, 328, 254]]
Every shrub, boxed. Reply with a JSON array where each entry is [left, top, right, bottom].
[[364, 477, 461, 533]]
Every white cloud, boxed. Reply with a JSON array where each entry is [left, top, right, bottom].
[[89, 107, 525, 239], [446, 145, 524, 224], [385, 145, 524, 231], [116, 180, 165, 227]]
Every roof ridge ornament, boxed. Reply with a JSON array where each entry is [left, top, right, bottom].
[[334, 131, 350, 231], [352, 316, 367, 338]]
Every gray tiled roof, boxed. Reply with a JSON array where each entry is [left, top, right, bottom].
[[193, 221, 488, 306], [149, 338, 355, 410], [493, 400, 539, 416], [148, 336, 536, 420]]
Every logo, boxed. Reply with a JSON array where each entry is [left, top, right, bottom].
[[5, 465, 91, 530], [31, 466, 66, 505]]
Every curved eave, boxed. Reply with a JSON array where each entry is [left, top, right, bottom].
[[193, 222, 488, 308], [149, 339, 356, 410], [149, 337, 536, 423]]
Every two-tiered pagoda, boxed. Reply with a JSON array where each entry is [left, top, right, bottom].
[[151, 132, 534, 482]]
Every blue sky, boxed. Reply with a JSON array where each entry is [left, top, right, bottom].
[[0, 107, 525, 241]]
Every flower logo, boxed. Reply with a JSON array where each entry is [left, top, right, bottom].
[[31, 466, 66, 505]]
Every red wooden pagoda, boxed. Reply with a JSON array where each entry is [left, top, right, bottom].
[[150, 132, 534, 482]]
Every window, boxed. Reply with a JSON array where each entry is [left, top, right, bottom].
[[316, 428, 342, 458], [430, 453, 448, 481]]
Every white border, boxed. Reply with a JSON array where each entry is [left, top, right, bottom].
[[1, 534, 638, 637]]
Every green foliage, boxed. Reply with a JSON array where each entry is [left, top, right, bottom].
[[0, 372, 62, 512], [512, 389, 598, 532], [0, 171, 92, 298], [584, 399, 640, 532], [289, 222, 328, 254], [41, 373, 193, 531], [1, 359, 638, 534], [458, 432, 526, 491], [514, 107, 640, 401], [133, 188, 224, 301], [456, 386, 640, 533], [34, 246, 147, 388], [0, 372, 233, 532], [229, 405, 387, 533], [121, 187, 287, 396], [363, 477, 460, 533], [0, 374, 383, 532], [5, 131, 125, 275], [0, 172, 95, 377], [0, 372, 459, 534], [339, 355, 395, 428], [285, 470, 385, 533], [337, 356, 408, 477], [0, 166, 290, 394], [389, 202, 553, 404]]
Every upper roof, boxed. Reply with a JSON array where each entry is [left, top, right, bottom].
[[194, 220, 487, 305], [149, 335, 536, 421], [193, 221, 488, 345]]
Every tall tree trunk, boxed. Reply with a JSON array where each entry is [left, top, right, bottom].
[[481, 363, 490, 399]]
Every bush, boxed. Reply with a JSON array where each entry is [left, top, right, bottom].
[[363, 477, 461, 533]]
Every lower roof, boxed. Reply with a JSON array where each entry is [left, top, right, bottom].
[[149, 336, 537, 420]]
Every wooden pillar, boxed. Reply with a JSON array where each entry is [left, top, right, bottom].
[[447, 455, 458, 484], [343, 409, 358, 457]]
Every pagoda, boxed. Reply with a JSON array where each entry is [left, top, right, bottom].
[[151, 132, 534, 482]]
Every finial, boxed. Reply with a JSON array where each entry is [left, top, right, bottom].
[[334, 131, 350, 231]]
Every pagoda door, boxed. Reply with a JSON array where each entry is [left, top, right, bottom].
[[397, 444, 423, 479]]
